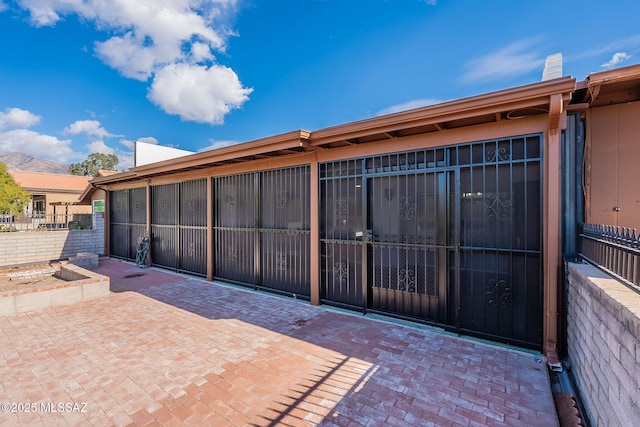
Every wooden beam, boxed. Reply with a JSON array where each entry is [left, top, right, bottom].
[[566, 103, 590, 112]]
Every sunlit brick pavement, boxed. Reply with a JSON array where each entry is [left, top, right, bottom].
[[0, 259, 559, 426]]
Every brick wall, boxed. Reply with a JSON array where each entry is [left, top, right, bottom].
[[0, 213, 104, 267], [566, 262, 640, 426]]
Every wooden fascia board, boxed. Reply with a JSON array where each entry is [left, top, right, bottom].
[[586, 63, 640, 86], [91, 171, 138, 185], [93, 130, 311, 184], [311, 96, 564, 145], [133, 130, 309, 172], [77, 185, 96, 204], [309, 77, 576, 146]]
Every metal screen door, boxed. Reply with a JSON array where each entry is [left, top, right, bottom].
[[110, 188, 146, 261], [320, 135, 543, 348], [213, 166, 311, 298], [368, 172, 450, 324], [150, 179, 207, 276]]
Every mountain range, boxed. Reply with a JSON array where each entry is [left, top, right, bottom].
[[0, 152, 70, 174]]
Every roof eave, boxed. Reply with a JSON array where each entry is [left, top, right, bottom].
[[310, 77, 576, 146], [92, 129, 311, 184]]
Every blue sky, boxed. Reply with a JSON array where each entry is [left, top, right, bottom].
[[1, 0, 639, 170]]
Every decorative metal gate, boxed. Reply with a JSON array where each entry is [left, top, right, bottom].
[[150, 179, 207, 276], [213, 166, 310, 297], [110, 188, 146, 260], [320, 135, 543, 347], [454, 136, 543, 347]]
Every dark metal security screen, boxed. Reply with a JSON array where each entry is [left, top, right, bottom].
[[260, 167, 310, 296], [150, 179, 207, 275], [213, 173, 256, 284], [110, 188, 146, 260], [320, 135, 544, 348], [368, 171, 449, 323], [213, 166, 311, 297], [320, 160, 365, 309], [454, 136, 542, 346]]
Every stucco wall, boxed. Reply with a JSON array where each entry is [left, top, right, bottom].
[[0, 212, 104, 267], [566, 262, 640, 426]]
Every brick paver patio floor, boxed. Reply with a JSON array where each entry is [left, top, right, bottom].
[[0, 259, 559, 426]]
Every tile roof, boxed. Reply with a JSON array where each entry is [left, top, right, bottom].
[[8, 170, 91, 193]]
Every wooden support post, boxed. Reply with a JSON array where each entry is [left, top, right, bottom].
[[544, 93, 565, 364]]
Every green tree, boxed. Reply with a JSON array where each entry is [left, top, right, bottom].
[[69, 153, 119, 176], [0, 162, 30, 214]]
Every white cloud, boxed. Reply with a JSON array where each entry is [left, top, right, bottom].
[[461, 39, 546, 84], [0, 2, 8, 13], [119, 136, 157, 150], [87, 140, 115, 155], [94, 32, 159, 81], [0, 129, 75, 162], [190, 42, 215, 63], [118, 139, 135, 150], [423, 0, 437, 5], [64, 120, 120, 138], [15, 0, 251, 124], [0, 107, 42, 129], [148, 63, 252, 125], [567, 35, 640, 63], [117, 152, 134, 170], [602, 52, 632, 68], [376, 98, 443, 116], [137, 136, 159, 145], [201, 139, 240, 151]]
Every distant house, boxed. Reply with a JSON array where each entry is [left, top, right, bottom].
[[8, 170, 92, 219]]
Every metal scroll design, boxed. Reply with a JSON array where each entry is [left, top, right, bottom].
[[399, 155, 417, 170], [398, 268, 416, 292], [334, 262, 348, 285], [276, 191, 287, 209], [275, 251, 287, 271], [485, 279, 512, 308], [485, 146, 511, 162], [399, 196, 416, 221], [225, 194, 237, 208], [484, 192, 512, 221], [334, 198, 348, 221]]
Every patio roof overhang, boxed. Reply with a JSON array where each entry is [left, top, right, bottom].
[[91, 76, 576, 186], [569, 63, 640, 110]]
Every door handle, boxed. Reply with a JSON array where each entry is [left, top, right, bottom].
[[364, 229, 373, 243]]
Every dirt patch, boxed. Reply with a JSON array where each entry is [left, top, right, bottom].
[[0, 265, 70, 293]]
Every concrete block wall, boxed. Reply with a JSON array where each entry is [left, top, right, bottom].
[[0, 263, 110, 316], [0, 229, 104, 267], [566, 262, 640, 426]]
